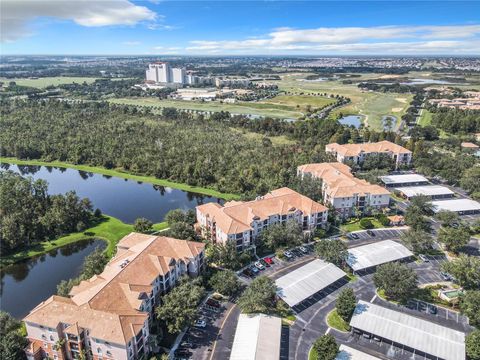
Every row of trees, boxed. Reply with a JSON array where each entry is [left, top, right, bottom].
[[0, 171, 97, 252]]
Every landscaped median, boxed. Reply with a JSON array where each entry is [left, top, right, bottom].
[[339, 216, 386, 232], [0, 215, 168, 269], [326, 309, 351, 332], [0, 157, 240, 201]]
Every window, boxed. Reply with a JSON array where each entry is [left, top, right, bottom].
[[50, 335, 54, 341]]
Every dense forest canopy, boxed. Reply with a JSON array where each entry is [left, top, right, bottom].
[[430, 108, 480, 134], [0, 171, 96, 252], [0, 99, 395, 196]]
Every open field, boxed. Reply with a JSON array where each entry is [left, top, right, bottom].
[[230, 128, 296, 146], [261, 94, 334, 110], [1, 76, 103, 88], [0, 215, 168, 268], [0, 157, 240, 200], [275, 73, 413, 131], [109, 97, 303, 119], [418, 109, 433, 126]]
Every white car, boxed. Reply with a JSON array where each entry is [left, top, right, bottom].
[[254, 261, 265, 270], [194, 319, 206, 328], [419, 254, 429, 262], [283, 251, 293, 259], [299, 246, 308, 254]]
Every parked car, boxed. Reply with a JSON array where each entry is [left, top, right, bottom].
[[254, 261, 265, 270], [406, 300, 417, 310], [451, 222, 460, 228], [441, 272, 453, 281], [419, 254, 429, 262], [263, 257, 274, 265], [349, 233, 360, 240], [283, 251, 293, 259], [428, 305, 438, 315], [250, 265, 260, 274], [181, 341, 193, 348], [194, 319, 206, 328], [299, 246, 308, 254], [174, 348, 191, 357], [366, 230, 375, 237], [259, 258, 270, 267], [418, 301, 428, 311], [291, 248, 303, 257], [242, 268, 254, 277]]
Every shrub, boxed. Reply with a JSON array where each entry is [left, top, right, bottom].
[[359, 218, 374, 229], [377, 214, 390, 226]]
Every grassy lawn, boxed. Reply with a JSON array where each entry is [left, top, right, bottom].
[[1, 76, 102, 88], [1, 157, 240, 200], [326, 309, 351, 332], [340, 217, 385, 232], [108, 97, 303, 119], [261, 94, 334, 111], [417, 109, 433, 126], [308, 347, 319, 360], [276, 73, 412, 131], [0, 215, 167, 269]]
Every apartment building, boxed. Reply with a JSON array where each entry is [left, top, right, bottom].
[[196, 187, 328, 250], [146, 62, 187, 85], [297, 162, 390, 218], [325, 140, 412, 168], [24, 233, 205, 360]]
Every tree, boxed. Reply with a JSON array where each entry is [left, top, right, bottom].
[[133, 217, 153, 233], [237, 276, 276, 314], [312, 334, 339, 360], [314, 239, 347, 266], [258, 219, 303, 250], [404, 206, 431, 232], [206, 241, 250, 270], [155, 279, 205, 334], [359, 218, 373, 229], [459, 290, 480, 327], [435, 210, 459, 227], [167, 221, 196, 240], [442, 255, 480, 290], [290, 174, 323, 202], [409, 195, 434, 215], [400, 229, 434, 253], [438, 226, 470, 253], [208, 270, 240, 296], [373, 262, 418, 301], [0, 311, 28, 360], [466, 329, 480, 360], [165, 209, 195, 226], [336, 288, 356, 322]]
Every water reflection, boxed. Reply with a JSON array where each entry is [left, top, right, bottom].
[[0, 239, 105, 318], [3, 164, 222, 223]]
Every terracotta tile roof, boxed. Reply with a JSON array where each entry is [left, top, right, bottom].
[[197, 187, 327, 235], [24, 296, 148, 345], [298, 162, 390, 199], [326, 140, 411, 157], [25, 235, 205, 346]]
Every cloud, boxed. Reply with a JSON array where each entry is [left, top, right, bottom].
[[186, 24, 480, 54], [1, 0, 157, 42]]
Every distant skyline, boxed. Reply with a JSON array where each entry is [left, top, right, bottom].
[[1, 0, 480, 55]]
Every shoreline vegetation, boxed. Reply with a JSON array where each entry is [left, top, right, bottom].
[[0, 157, 240, 200], [0, 215, 168, 269]]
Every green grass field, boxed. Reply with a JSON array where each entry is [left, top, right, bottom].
[[1, 76, 102, 88], [0, 215, 168, 269], [275, 73, 412, 131], [417, 109, 433, 126], [1, 157, 240, 200], [326, 309, 351, 332], [340, 217, 385, 232], [109, 97, 303, 119]]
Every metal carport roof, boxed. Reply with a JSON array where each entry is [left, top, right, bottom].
[[275, 259, 346, 307], [349, 301, 465, 360]]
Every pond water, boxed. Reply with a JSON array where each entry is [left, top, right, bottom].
[[401, 78, 453, 85], [0, 239, 105, 318], [1, 164, 222, 223], [339, 115, 363, 128]]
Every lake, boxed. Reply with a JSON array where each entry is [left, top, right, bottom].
[[0, 239, 105, 318], [1, 164, 222, 223], [339, 115, 363, 128]]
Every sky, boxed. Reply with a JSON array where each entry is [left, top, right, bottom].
[[1, 0, 480, 55]]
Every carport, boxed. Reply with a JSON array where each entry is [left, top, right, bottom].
[[275, 259, 347, 308], [395, 185, 454, 200], [230, 313, 282, 360], [346, 240, 413, 274], [337, 345, 380, 360], [380, 174, 429, 188], [432, 198, 480, 215], [349, 301, 466, 360]]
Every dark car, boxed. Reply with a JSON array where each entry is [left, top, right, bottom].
[[350, 233, 360, 240], [259, 258, 270, 267], [366, 230, 375, 237], [242, 268, 254, 277], [206, 298, 221, 308], [406, 300, 417, 310], [428, 305, 438, 315]]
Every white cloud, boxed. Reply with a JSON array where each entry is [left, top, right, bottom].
[[1, 0, 157, 42], [187, 24, 480, 54]]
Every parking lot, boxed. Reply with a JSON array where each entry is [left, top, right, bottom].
[[347, 227, 409, 247]]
